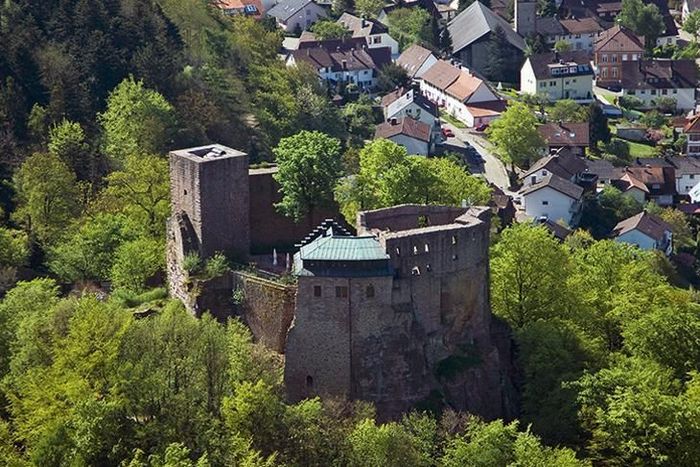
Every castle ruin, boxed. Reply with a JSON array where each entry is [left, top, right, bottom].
[[166, 144, 517, 419]]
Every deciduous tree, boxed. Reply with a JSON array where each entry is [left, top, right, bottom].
[[487, 101, 545, 169]]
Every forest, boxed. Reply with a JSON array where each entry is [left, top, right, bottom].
[[0, 0, 699, 465]]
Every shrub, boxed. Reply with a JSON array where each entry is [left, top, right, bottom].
[[618, 95, 644, 110], [204, 253, 230, 279], [183, 251, 202, 275], [602, 138, 630, 160]]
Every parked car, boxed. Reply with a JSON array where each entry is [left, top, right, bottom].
[[475, 123, 489, 132], [441, 127, 454, 138]]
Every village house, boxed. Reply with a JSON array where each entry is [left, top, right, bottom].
[[623, 166, 676, 206], [447, 1, 526, 83], [396, 44, 438, 79], [520, 51, 594, 102], [375, 117, 436, 155], [684, 114, 700, 156], [612, 211, 673, 256], [632, 156, 700, 198], [548, 17, 605, 52], [620, 59, 698, 111], [268, 0, 327, 32], [594, 25, 644, 89], [611, 172, 649, 204], [538, 122, 590, 156], [520, 174, 584, 226], [381, 87, 437, 126], [419, 60, 505, 128], [520, 149, 589, 188], [337, 13, 400, 57], [288, 38, 391, 90]]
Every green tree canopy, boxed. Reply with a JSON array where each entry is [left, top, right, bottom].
[[12, 152, 80, 245], [273, 131, 344, 221], [355, 0, 384, 18], [310, 20, 350, 40], [99, 77, 176, 162], [487, 101, 545, 169], [387, 8, 432, 51], [335, 139, 491, 223], [548, 99, 588, 123], [618, 0, 664, 50]]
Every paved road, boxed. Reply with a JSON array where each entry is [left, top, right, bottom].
[[438, 121, 512, 193]]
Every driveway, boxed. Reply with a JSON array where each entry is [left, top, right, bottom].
[[438, 121, 512, 194]]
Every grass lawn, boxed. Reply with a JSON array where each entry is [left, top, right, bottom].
[[440, 110, 467, 129], [624, 139, 657, 157], [595, 87, 618, 105]]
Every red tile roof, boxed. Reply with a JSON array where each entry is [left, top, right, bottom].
[[375, 117, 432, 142]]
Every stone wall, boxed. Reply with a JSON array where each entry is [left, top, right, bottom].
[[358, 204, 469, 234], [249, 167, 348, 254]]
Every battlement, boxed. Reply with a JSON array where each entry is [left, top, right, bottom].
[[357, 204, 471, 235]]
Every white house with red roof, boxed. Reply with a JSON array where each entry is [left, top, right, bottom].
[[419, 60, 505, 127]]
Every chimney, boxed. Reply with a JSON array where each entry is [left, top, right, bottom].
[[390, 117, 398, 125], [342, 59, 347, 70]]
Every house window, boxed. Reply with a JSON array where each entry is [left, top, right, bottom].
[[632, 54, 638, 60], [550, 81, 556, 87], [540, 82, 546, 88], [622, 54, 628, 60], [691, 174, 695, 179], [542, 200, 549, 205], [662, 89, 668, 95], [373, 36, 381, 44], [451, 235, 457, 245], [629, 90, 636, 95], [651, 89, 657, 95], [305, 8, 311, 15], [313, 285, 322, 297], [395, 247, 401, 256], [673, 89, 678, 94], [306, 375, 313, 387], [531, 176, 537, 184], [612, 67, 618, 78], [335, 286, 348, 298], [602, 68, 608, 78], [611, 54, 617, 63], [601, 54, 608, 63], [424, 243, 430, 253], [366, 285, 375, 298], [452, 254, 458, 261], [572, 78, 577, 83]]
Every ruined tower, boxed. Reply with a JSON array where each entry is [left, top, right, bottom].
[[515, 0, 537, 37], [169, 144, 250, 260]]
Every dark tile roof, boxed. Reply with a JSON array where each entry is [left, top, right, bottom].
[[584, 159, 622, 180], [537, 218, 573, 240], [527, 51, 593, 79], [620, 59, 698, 90], [294, 38, 391, 72], [520, 173, 584, 200], [421, 60, 462, 90], [375, 117, 432, 142], [536, 16, 566, 36], [268, 0, 314, 21], [613, 211, 672, 242], [522, 150, 588, 180], [338, 12, 389, 36], [666, 156, 700, 176], [538, 122, 590, 147], [595, 25, 644, 52], [624, 166, 676, 195], [448, 1, 526, 54], [396, 44, 435, 78], [559, 17, 604, 35]]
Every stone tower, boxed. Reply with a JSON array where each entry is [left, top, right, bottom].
[[169, 144, 250, 261], [515, 0, 537, 37]]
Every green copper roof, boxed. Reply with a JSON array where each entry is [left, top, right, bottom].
[[299, 235, 388, 261]]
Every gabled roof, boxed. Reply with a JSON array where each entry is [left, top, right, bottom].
[[375, 117, 432, 142], [268, 0, 315, 21], [613, 172, 649, 193], [520, 173, 584, 200], [538, 122, 590, 147], [595, 25, 644, 52], [381, 88, 437, 118], [526, 51, 594, 80], [537, 218, 572, 241], [559, 17, 604, 35], [621, 59, 698, 90], [213, 0, 264, 16], [613, 211, 672, 242], [337, 12, 389, 36], [666, 156, 700, 176], [448, 1, 526, 54], [293, 38, 391, 72], [421, 60, 462, 90], [584, 158, 622, 181], [624, 166, 676, 195], [445, 70, 484, 102], [522, 151, 588, 180], [396, 44, 435, 78]]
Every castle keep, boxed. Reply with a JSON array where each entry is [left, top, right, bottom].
[[167, 144, 516, 419]]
